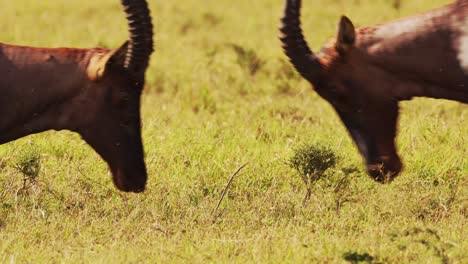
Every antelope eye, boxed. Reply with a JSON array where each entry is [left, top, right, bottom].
[[334, 93, 348, 104], [322, 85, 350, 112], [109, 89, 129, 108], [119, 94, 130, 108], [328, 85, 347, 101]]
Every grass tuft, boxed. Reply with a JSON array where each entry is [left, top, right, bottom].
[[229, 44, 265, 77]]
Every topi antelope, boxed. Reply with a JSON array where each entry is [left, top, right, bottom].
[[0, 0, 154, 192], [280, 0, 467, 183]]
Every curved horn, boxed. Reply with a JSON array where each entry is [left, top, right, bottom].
[[121, 0, 154, 77], [279, 0, 323, 84]]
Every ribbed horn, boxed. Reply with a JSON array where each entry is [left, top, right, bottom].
[[121, 0, 154, 77], [279, 0, 323, 84]]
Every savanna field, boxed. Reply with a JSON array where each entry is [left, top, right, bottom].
[[0, 0, 467, 262]]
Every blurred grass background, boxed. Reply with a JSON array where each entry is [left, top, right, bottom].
[[0, 0, 466, 262]]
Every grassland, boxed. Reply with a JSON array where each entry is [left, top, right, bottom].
[[0, 0, 466, 262]]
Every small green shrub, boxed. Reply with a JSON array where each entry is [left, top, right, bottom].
[[14, 143, 41, 187], [288, 143, 338, 203]]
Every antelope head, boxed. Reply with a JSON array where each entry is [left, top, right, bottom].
[[280, 0, 402, 183], [80, 0, 154, 192]]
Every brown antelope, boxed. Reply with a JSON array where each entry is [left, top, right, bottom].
[[0, 0, 153, 192], [280, 0, 467, 183]]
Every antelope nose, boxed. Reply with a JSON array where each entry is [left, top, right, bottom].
[[112, 167, 147, 193], [366, 156, 402, 184], [115, 176, 147, 193], [129, 185, 146, 193]]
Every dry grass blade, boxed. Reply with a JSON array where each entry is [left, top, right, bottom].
[[213, 162, 249, 214]]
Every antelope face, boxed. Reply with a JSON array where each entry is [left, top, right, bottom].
[[316, 65, 402, 183], [80, 82, 146, 192], [78, 43, 148, 192]]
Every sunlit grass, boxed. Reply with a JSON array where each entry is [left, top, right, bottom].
[[0, 0, 466, 262]]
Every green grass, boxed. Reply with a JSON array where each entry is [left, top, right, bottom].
[[0, 0, 466, 262]]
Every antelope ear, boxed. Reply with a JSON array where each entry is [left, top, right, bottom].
[[336, 16, 356, 54], [87, 41, 129, 81]]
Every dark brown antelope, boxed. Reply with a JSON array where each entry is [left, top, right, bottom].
[[280, 0, 467, 183], [0, 0, 153, 192]]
